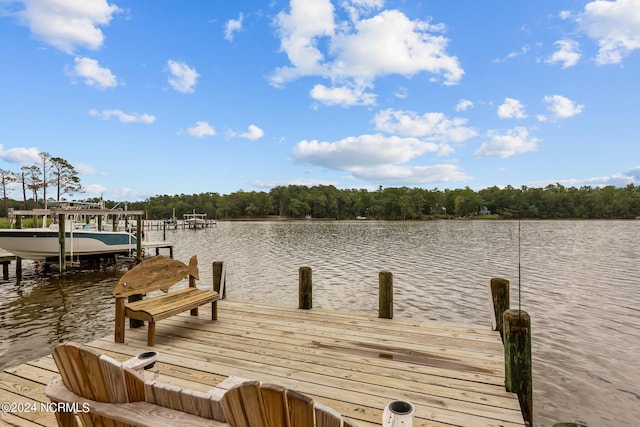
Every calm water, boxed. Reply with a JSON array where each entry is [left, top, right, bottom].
[[1, 220, 638, 426]]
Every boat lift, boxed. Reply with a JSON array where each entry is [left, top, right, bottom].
[[7, 205, 147, 272]]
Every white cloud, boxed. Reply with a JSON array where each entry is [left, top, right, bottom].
[[310, 83, 376, 106], [348, 164, 470, 184], [75, 163, 103, 175], [167, 60, 199, 93], [394, 87, 408, 99], [271, 0, 336, 85], [0, 145, 41, 164], [544, 94, 584, 119], [187, 121, 216, 137], [455, 99, 474, 112], [12, 0, 121, 53], [373, 109, 477, 144], [231, 124, 264, 141], [89, 109, 155, 124], [271, 2, 463, 105], [531, 166, 640, 188], [82, 184, 152, 202], [341, 0, 384, 21], [330, 10, 463, 84], [68, 57, 117, 89], [476, 127, 540, 158], [293, 134, 438, 169], [578, 0, 640, 64], [292, 133, 470, 185], [493, 46, 529, 63], [497, 98, 527, 119], [559, 10, 572, 20], [225, 13, 243, 41], [545, 39, 581, 68]]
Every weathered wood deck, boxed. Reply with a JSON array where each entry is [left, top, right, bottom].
[[0, 299, 525, 426]]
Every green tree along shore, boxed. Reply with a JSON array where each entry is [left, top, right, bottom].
[[4, 183, 639, 221]]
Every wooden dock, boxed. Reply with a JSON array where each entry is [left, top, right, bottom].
[[0, 300, 525, 426]]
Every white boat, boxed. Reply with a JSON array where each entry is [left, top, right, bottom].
[[0, 201, 138, 261], [0, 227, 137, 261]]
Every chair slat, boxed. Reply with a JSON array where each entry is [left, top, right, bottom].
[[286, 389, 315, 427], [99, 355, 129, 403], [260, 384, 289, 427], [315, 402, 342, 427]]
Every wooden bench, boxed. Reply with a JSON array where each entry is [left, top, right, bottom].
[[113, 255, 219, 346]]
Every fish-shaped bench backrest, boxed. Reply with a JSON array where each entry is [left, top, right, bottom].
[[113, 255, 199, 298]]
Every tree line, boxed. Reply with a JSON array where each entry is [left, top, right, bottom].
[[1, 156, 638, 220], [110, 183, 640, 220]]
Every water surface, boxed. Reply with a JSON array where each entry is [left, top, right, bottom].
[[1, 220, 638, 426]]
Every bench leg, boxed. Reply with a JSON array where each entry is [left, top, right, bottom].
[[147, 321, 156, 346], [212, 300, 218, 320], [115, 298, 125, 343], [190, 307, 199, 316]]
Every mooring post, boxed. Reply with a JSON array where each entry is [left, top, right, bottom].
[[490, 278, 510, 338], [212, 261, 226, 299], [136, 216, 142, 263], [15, 257, 22, 282], [503, 308, 532, 425], [298, 266, 312, 309], [379, 271, 393, 319], [58, 213, 66, 273]]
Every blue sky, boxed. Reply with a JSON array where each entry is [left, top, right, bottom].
[[0, 0, 639, 202]]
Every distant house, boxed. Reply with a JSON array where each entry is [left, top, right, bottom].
[[479, 206, 491, 215]]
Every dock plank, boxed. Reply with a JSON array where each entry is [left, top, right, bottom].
[[1, 299, 524, 426]]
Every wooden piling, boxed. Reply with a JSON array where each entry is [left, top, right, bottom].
[[58, 213, 66, 273], [212, 261, 226, 299], [298, 266, 312, 309], [379, 271, 393, 319], [490, 278, 510, 337], [136, 216, 142, 263], [15, 257, 22, 282], [503, 309, 532, 425]]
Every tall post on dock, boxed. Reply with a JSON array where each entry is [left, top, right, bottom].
[[15, 216, 22, 282], [379, 271, 393, 319], [298, 266, 312, 309], [489, 278, 510, 338], [503, 309, 532, 425], [212, 261, 226, 299], [58, 213, 66, 272], [15, 257, 22, 282], [136, 216, 142, 263]]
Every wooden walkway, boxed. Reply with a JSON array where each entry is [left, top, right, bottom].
[[0, 300, 525, 426]]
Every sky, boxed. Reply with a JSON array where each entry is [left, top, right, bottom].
[[0, 0, 639, 202]]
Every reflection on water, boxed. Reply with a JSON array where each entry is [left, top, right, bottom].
[[1, 220, 638, 426], [0, 263, 125, 369]]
